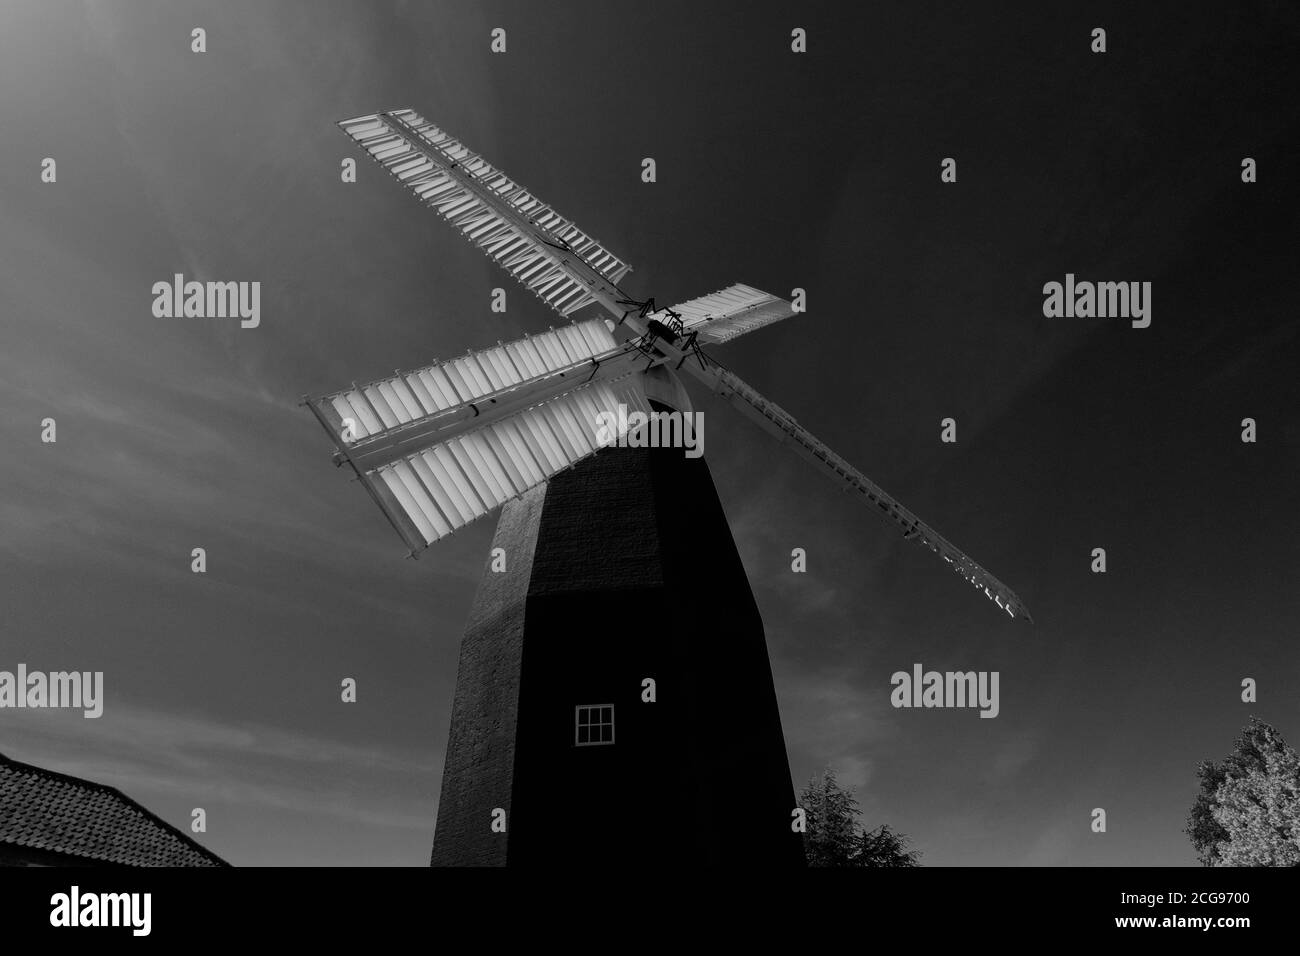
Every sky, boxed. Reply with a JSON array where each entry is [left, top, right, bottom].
[[1, 0, 1297, 866]]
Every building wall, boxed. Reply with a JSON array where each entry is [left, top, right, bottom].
[[428, 485, 547, 867]]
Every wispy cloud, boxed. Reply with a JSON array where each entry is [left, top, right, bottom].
[[4, 703, 440, 845]]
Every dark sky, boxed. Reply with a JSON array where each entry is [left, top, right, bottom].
[[2, 0, 1297, 865]]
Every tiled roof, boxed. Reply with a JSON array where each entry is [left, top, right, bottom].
[[0, 752, 228, 867]]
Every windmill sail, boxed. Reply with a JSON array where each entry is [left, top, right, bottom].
[[365, 376, 652, 549], [684, 361, 1033, 621], [306, 317, 659, 552], [658, 284, 797, 345], [339, 109, 632, 318], [309, 317, 670, 470]]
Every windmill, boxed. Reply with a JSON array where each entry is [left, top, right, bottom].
[[307, 108, 1032, 867]]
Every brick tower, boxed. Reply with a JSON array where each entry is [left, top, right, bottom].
[[429, 443, 805, 866]]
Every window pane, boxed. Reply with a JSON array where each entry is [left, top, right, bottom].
[[575, 704, 615, 745]]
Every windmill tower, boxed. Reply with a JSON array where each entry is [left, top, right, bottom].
[[306, 108, 1032, 867]]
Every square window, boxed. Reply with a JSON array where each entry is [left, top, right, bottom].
[[575, 704, 614, 747]]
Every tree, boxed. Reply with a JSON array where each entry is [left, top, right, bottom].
[[858, 823, 921, 867], [798, 767, 921, 867], [800, 767, 861, 866], [1185, 717, 1300, 866]]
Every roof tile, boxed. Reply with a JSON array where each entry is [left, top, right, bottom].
[[0, 753, 228, 867]]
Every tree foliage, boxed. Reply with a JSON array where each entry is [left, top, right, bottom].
[[1185, 717, 1300, 867], [799, 767, 921, 867]]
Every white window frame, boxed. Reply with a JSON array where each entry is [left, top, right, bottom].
[[574, 703, 615, 747]]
